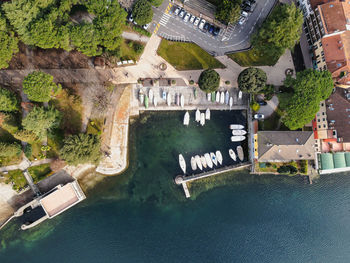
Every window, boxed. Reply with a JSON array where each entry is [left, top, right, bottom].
[[323, 118, 325, 121], [317, 119, 320, 122], [323, 124, 326, 128], [318, 125, 321, 128], [321, 103, 324, 106], [322, 112, 325, 115]]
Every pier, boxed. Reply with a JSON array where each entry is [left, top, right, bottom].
[[175, 162, 251, 198]]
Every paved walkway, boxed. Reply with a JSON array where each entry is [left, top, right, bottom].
[[122, 32, 150, 43]]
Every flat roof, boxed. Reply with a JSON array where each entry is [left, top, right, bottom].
[[40, 183, 81, 218]]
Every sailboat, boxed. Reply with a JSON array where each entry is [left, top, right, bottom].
[[179, 154, 186, 174], [216, 91, 220, 103], [229, 97, 233, 110], [167, 93, 171, 106], [210, 152, 217, 166], [195, 109, 200, 122], [231, 136, 246, 142], [207, 93, 211, 101], [205, 108, 210, 120], [238, 90, 242, 100], [211, 91, 216, 102], [144, 94, 149, 108], [153, 96, 158, 107], [191, 157, 197, 171], [183, 111, 190, 126], [230, 124, 244, 130], [216, 151, 223, 165], [180, 94, 184, 108], [232, 130, 247, 136], [195, 155, 202, 170], [149, 89, 153, 102], [200, 156, 207, 168], [237, 146, 244, 161], [225, 91, 229, 105], [200, 113, 205, 126], [220, 91, 225, 104], [229, 149, 236, 161], [205, 153, 213, 168]]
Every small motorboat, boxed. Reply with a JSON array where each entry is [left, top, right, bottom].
[[216, 151, 223, 165], [194, 88, 197, 99], [229, 149, 236, 161], [205, 153, 213, 168], [231, 136, 246, 142], [183, 111, 190, 126], [210, 152, 217, 166], [200, 156, 207, 168], [153, 96, 158, 107], [175, 93, 179, 106], [237, 146, 244, 161], [225, 91, 229, 105], [195, 155, 202, 170], [144, 94, 149, 108], [167, 93, 171, 106], [205, 108, 210, 120], [180, 94, 184, 108], [220, 91, 225, 104], [229, 97, 233, 110], [139, 89, 144, 104], [195, 109, 200, 122], [238, 90, 242, 100], [200, 113, 205, 126], [191, 156, 197, 171], [232, 130, 247, 136], [179, 154, 186, 174], [230, 124, 244, 130], [216, 91, 220, 103], [211, 91, 215, 102], [149, 89, 153, 102], [162, 90, 167, 100], [207, 93, 211, 101]]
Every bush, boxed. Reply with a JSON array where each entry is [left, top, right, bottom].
[[260, 84, 274, 101], [171, 79, 176, 85], [132, 0, 153, 25], [133, 43, 144, 54], [250, 101, 260, 112], [0, 113, 19, 134], [189, 80, 194, 85], [0, 87, 19, 112], [148, 0, 163, 7], [0, 142, 21, 158], [225, 80, 231, 85], [24, 144, 32, 158], [132, 26, 151, 37], [198, 69, 220, 93], [277, 165, 290, 174]]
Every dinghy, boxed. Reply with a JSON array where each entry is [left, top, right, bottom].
[[237, 146, 244, 161], [162, 90, 166, 100], [207, 93, 211, 101], [195, 109, 200, 122], [229, 97, 233, 110], [205, 108, 210, 120], [232, 130, 247, 136], [211, 92, 216, 102], [195, 155, 202, 170], [231, 136, 246, 142], [179, 154, 186, 174], [200, 156, 207, 168], [191, 156, 197, 171], [229, 149, 236, 161], [220, 91, 225, 104], [167, 93, 171, 106], [200, 113, 205, 126], [215, 151, 223, 165], [183, 111, 190, 126], [139, 89, 144, 104], [153, 96, 158, 107], [210, 152, 217, 166], [149, 89, 153, 102], [216, 91, 220, 103], [144, 94, 149, 109], [230, 124, 244, 130], [180, 94, 184, 108], [238, 90, 242, 100], [225, 91, 229, 105], [205, 153, 213, 168], [175, 93, 179, 106]]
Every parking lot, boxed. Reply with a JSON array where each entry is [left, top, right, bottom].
[[151, 0, 277, 56]]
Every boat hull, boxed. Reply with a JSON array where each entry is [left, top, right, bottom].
[[210, 152, 217, 166], [191, 157, 197, 171], [231, 136, 246, 142], [229, 149, 236, 161], [183, 112, 190, 126], [205, 153, 213, 168], [232, 130, 247, 136], [230, 124, 244, 130], [179, 154, 186, 174], [200, 156, 207, 168], [200, 113, 205, 126], [180, 94, 184, 108], [195, 109, 200, 122], [205, 108, 210, 120], [237, 146, 244, 161], [216, 151, 223, 165], [195, 155, 202, 170]]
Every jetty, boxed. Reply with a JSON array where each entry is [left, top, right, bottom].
[[175, 162, 251, 198]]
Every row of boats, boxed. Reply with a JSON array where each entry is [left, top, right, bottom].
[[206, 90, 243, 110], [178, 146, 244, 174], [230, 124, 247, 142], [139, 89, 185, 108], [183, 109, 211, 126]]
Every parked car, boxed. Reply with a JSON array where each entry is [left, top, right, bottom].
[[243, 1, 251, 6], [257, 100, 267, 106], [241, 11, 248, 17], [213, 27, 220, 36], [250, 0, 256, 3], [179, 9, 185, 18], [209, 25, 215, 34], [238, 16, 246, 25], [190, 15, 195, 23], [143, 23, 150, 30], [174, 7, 180, 15], [183, 13, 190, 22], [203, 22, 210, 32], [128, 14, 133, 22], [242, 5, 251, 12], [194, 17, 200, 26], [254, 114, 265, 120], [199, 19, 206, 30]]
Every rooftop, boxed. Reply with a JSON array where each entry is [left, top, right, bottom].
[[318, 1, 347, 34]]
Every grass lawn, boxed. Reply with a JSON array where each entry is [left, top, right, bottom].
[[2, 169, 27, 191], [119, 39, 145, 62], [28, 164, 52, 183], [87, 118, 104, 136], [228, 47, 280, 67], [255, 160, 308, 175], [157, 39, 225, 70]]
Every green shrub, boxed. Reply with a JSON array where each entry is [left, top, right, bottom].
[[189, 80, 194, 85], [24, 144, 32, 158], [225, 80, 231, 85], [198, 69, 220, 92], [171, 79, 176, 85], [132, 25, 151, 37], [133, 43, 144, 54]]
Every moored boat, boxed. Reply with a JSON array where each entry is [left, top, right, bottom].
[[175, 93, 179, 106], [149, 89, 153, 102], [139, 89, 144, 104], [229, 97, 233, 110], [216, 91, 220, 103], [200, 113, 205, 126], [195, 155, 202, 170], [179, 154, 186, 174], [210, 152, 217, 166], [238, 90, 242, 99], [191, 156, 197, 171], [183, 111, 190, 126], [220, 91, 225, 104], [195, 109, 200, 122], [230, 124, 244, 130], [225, 91, 229, 105], [200, 156, 207, 168], [216, 151, 223, 165], [167, 93, 171, 106], [229, 149, 236, 161], [194, 88, 197, 99], [205, 153, 213, 168], [153, 96, 158, 107], [231, 136, 246, 142], [180, 94, 184, 108], [237, 146, 244, 161], [205, 108, 210, 120], [232, 130, 247, 136], [144, 94, 149, 108], [207, 93, 211, 101], [211, 91, 215, 102], [162, 90, 166, 100]]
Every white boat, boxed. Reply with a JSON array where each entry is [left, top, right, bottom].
[[183, 111, 190, 126], [200, 156, 207, 168], [180, 94, 184, 108], [210, 152, 217, 166], [195, 155, 202, 170], [238, 91, 242, 100], [216, 150, 223, 165], [220, 91, 225, 104], [149, 89, 153, 102], [237, 146, 244, 161], [167, 93, 171, 106], [225, 91, 229, 105], [232, 130, 247, 136], [230, 124, 244, 130], [200, 113, 205, 126], [205, 108, 210, 120], [216, 91, 220, 103], [231, 136, 246, 142], [190, 156, 197, 171], [195, 109, 200, 122], [175, 93, 179, 106], [207, 93, 211, 101], [162, 90, 166, 100], [139, 90, 144, 104], [179, 154, 186, 174], [205, 153, 213, 168], [229, 97, 233, 110], [153, 96, 158, 107], [229, 149, 236, 161]]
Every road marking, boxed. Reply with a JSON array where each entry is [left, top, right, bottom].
[[159, 13, 171, 26], [153, 24, 160, 34]]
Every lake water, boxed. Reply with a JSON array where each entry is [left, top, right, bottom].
[[1, 111, 350, 263]]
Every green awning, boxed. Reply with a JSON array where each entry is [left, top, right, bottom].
[[333, 152, 346, 168], [319, 153, 334, 170]]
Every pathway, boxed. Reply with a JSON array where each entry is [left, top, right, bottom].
[[257, 95, 279, 118], [122, 31, 150, 43]]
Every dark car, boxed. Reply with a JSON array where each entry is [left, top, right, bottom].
[[203, 22, 210, 32], [250, 0, 256, 4], [257, 100, 267, 106], [213, 27, 220, 36], [209, 25, 215, 34], [242, 5, 251, 12]]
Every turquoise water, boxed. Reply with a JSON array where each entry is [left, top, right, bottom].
[[1, 111, 350, 262]]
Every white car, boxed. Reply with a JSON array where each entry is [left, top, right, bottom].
[[241, 11, 248, 17], [179, 10, 185, 18], [238, 16, 246, 25], [190, 15, 195, 23], [143, 23, 150, 30], [128, 14, 133, 22], [174, 7, 180, 16], [198, 19, 206, 30], [254, 114, 264, 120], [194, 17, 200, 26], [183, 13, 190, 22]]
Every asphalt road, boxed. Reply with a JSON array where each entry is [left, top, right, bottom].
[[151, 0, 276, 56]]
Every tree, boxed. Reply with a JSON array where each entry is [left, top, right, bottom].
[[0, 87, 19, 112], [198, 69, 220, 93], [0, 142, 21, 158], [59, 133, 101, 165], [216, 0, 241, 24], [238, 67, 267, 93], [132, 0, 153, 25], [0, 112, 19, 134], [0, 14, 19, 69], [13, 130, 39, 144], [281, 69, 333, 130], [148, 0, 163, 7], [22, 106, 61, 140], [22, 71, 61, 102]]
